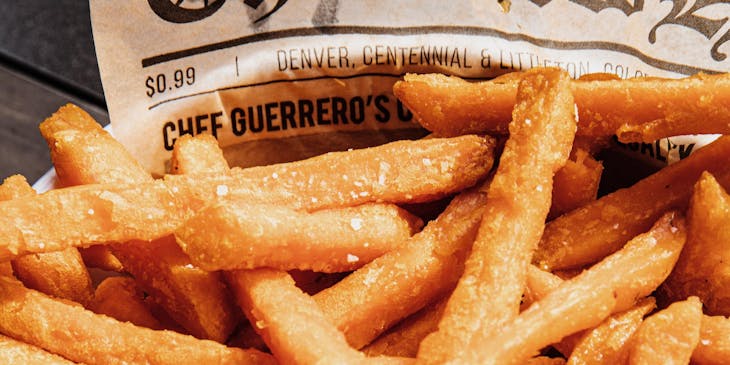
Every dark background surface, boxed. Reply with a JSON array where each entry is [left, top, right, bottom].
[[0, 1, 108, 183]]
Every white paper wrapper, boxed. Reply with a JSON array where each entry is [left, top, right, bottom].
[[90, 0, 730, 175]]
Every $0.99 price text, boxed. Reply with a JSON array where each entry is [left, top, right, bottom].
[[146, 67, 196, 98]]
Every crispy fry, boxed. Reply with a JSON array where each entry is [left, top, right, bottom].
[[314, 187, 489, 349], [0, 276, 275, 365], [78, 244, 124, 272], [660, 172, 730, 315], [91, 276, 163, 330], [394, 72, 730, 141], [464, 212, 685, 365], [522, 265, 564, 311], [0, 175, 93, 306], [0, 334, 76, 365], [549, 148, 602, 219], [535, 135, 730, 270], [227, 268, 369, 364], [527, 357, 566, 365], [692, 314, 730, 365], [363, 296, 448, 358], [40, 115, 239, 342], [176, 200, 422, 272], [628, 296, 702, 365], [567, 297, 656, 365], [170, 134, 229, 174], [0, 135, 494, 260], [418, 68, 576, 364]]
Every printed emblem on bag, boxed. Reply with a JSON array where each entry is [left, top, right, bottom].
[[148, 0, 288, 24]]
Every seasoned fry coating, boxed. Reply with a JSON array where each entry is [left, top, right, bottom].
[[535, 135, 730, 270], [0, 175, 93, 306], [91, 276, 163, 330], [227, 268, 369, 365], [0, 334, 76, 365], [567, 297, 656, 365], [0, 276, 275, 365], [464, 212, 686, 365], [628, 296, 702, 365], [223, 134, 495, 210], [395, 72, 730, 141], [692, 315, 730, 365], [176, 201, 422, 272], [661, 172, 730, 316], [314, 187, 489, 349], [0, 135, 494, 260], [418, 68, 576, 364]]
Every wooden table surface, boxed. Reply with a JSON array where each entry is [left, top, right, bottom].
[[0, 1, 108, 183]]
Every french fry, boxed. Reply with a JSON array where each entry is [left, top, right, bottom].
[[461, 212, 686, 365], [566, 297, 656, 365], [394, 72, 730, 142], [660, 172, 730, 315], [0, 276, 275, 365], [549, 148, 603, 220], [535, 135, 730, 271], [627, 296, 702, 365], [91, 276, 163, 330], [78, 244, 124, 272], [226, 268, 371, 364], [0, 134, 495, 261], [40, 110, 239, 342], [527, 357, 566, 365], [0, 334, 76, 365], [170, 134, 229, 174], [362, 296, 448, 358], [418, 68, 576, 364], [314, 186, 489, 349], [176, 200, 422, 272], [692, 314, 730, 365], [522, 265, 564, 311], [0, 175, 93, 306]]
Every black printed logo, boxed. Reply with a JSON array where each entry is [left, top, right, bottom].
[[148, 0, 288, 24], [531, 0, 730, 61]]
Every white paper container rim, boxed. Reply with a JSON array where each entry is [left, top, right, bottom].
[[32, 124, 114, 193]]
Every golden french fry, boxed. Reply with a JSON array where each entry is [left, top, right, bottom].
[[40, 111, 239, 342], [314, 187, 489, 349], [549, 148, 603, 220], [535, 135, 730, 271], [78, 244, 124, 272], [0, 135, 494, 261], [628, 296, 702, 365], [394, 72, 730, 142], [91, 276, 163, 330], [566, 297, 656, 365], [419, 68, 576, 364], [226, 268, 370, 364], [461, 212, 685, 365], [0, 175, 93, 306], [0, 276, 275, 365], [170, 134, 229, 175], [362, 296, 448, 358], [692, 314, 730, 365], [0, 334, 76, 365], [660, 172, 730, 316], [176, 200, 422, 272], [526, 357, 566, 365]]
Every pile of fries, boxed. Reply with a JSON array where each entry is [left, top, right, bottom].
[[0, 67, 729, 364]]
